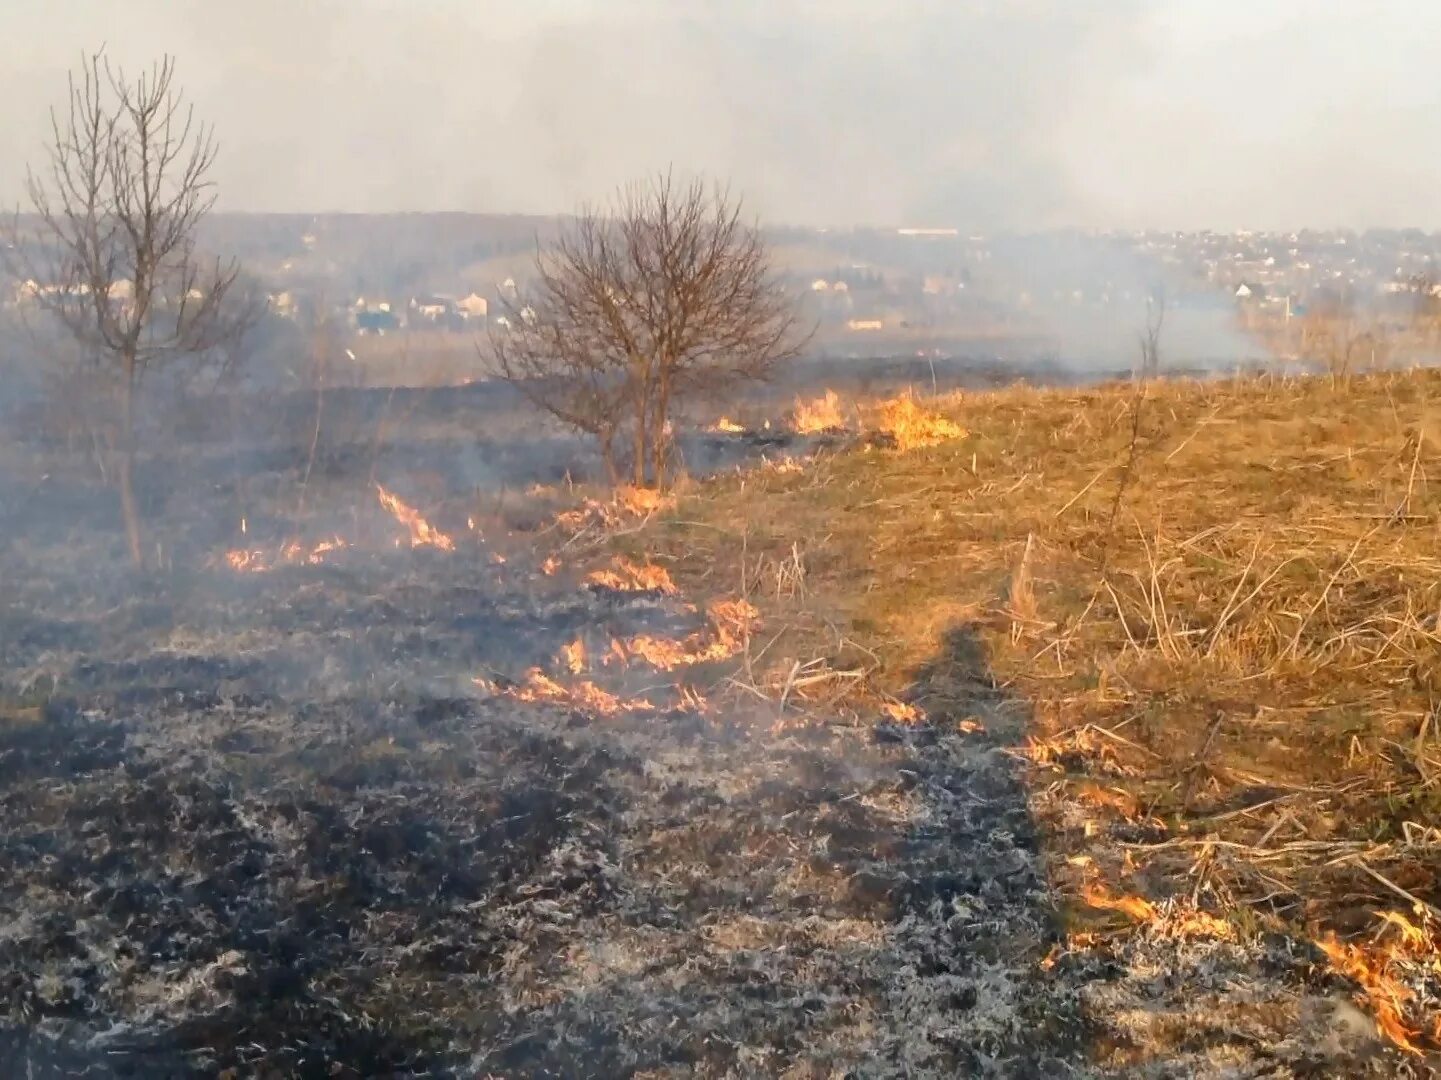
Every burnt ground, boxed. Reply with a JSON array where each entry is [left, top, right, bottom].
[[0, 388, 1410, 1078], [0, 524, 1071, 1076]]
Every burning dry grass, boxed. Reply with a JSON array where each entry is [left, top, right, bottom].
[[554, 486, 677, 535], [0, 384, 1112, 1076], [220, 536, 350, 573], [872, 390, 969, 451], [788, 387, 970, 452], [604, 598, 757, 672], [791, 389, 845, 434], [375, 483, 455, 550], [474, 668, 650, 716], [635, 368, 1441, 1065], [1316, 911, 1441, 1055], [585, 557, 678, 595], [218, 484, 457, 572]]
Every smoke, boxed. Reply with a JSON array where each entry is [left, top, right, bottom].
[[4, 1, 1437, 230], [985, 234, 1265, 370]]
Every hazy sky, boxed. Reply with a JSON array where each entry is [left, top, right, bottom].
[[3, 1, 1439, 230]]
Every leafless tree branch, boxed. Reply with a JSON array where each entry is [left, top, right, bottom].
[[485, 172, 808, 487], [5, 51, 258, 566]]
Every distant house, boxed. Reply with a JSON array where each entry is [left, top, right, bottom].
[[410, 295, 453, 322], [457, 292, 489, 319], [14, 279, 73, 302], [1234, 282, 1266, 301]]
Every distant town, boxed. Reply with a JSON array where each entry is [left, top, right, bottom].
[[8, 217, 1441, 380]]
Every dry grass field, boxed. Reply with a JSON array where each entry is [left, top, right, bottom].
[[631, 369, 1441, 1069]]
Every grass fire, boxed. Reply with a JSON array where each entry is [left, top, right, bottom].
[[6, 363, 1441, 1078], [4, 16, 1441, 1078]]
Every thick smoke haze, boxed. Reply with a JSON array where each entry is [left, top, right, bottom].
[[1, 1, 1439, 229]]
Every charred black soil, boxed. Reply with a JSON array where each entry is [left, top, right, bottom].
[[0, 429, 1074, 1077]]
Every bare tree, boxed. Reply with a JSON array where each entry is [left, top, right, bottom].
[[1301, 291, 1388, 383], [9, 52, 255, 566], [488, 174, 806, 487]]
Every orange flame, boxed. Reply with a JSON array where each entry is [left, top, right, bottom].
[[875, 392, 967, 451], [561, 638, 588, 674], [554, 489, 674, 533], [1376, 909, 1430, 952], [1022, 727, 1110, 768], [1082, 883, 1157, 923], [475, 669, 652, 716], [792, 389, 844, 434], [225, 549, 266, 572], [586, 558, 678, 594], [1079, 882, 1242, 945], [302, 537, 347, 564], [602, 597, 757, 672], [608, 632, 737, 671], [375, 485, 455, 551], [1315, 931, 1424, 1055], [1168, 909, 1236, 941], [609, 634, 694, 671], [1076, 782, 1142, 820], [708, 597, 759, 634], [615, 486, 671, 516], [881, 702, 924, 724], [221, 535, 348, 573], [710, 416, 746, 434]]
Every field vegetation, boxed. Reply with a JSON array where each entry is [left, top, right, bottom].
[[630, 368, 1441, 1066]]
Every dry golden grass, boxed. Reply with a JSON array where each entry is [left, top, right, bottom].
[[629, 369, 1441, 1052]]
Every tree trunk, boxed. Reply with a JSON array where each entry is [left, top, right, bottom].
[[650, 372, 673, 489], [599, 430, 619, 486], [118, 362, 144, 568], [632, 402, 649, 488]]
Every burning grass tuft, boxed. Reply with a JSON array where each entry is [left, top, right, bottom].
[[585, 557, 678, 595], [872, 390, 968, 451], [375, 484, 455, 551], [1315, 910, 1441, 1056], [791, 389, 845, 434], [220, 535, 350, 573]]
